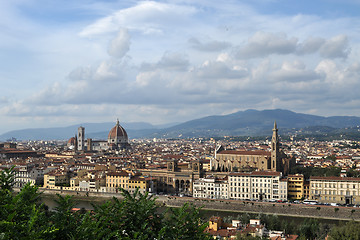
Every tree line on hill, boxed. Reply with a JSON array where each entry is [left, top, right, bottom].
[[289, 166, 360, 180]]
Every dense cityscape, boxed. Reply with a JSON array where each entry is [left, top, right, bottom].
[[1, 0, 360, 238], [2, 120, 360, 239]]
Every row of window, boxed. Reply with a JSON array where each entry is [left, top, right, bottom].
[[108, 178, 126, 183], [312, 190, 358, 196], [229, 178, 278, 183], [218, 156, 261, 161], [312, 182, 359, 188]]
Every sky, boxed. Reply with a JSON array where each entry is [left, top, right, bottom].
[[1, 0, 360, 134]]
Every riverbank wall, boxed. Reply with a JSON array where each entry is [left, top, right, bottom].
[[36, 188, 360, 221]]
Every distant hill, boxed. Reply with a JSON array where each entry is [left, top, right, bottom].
[[0, 122, 159, 141], [1, 109, 360, 140], [148, 109, 360, 138]]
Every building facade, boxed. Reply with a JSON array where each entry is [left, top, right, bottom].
[[310, 176, 360, 205], [43, 172, 69, 189], [140, 159, 204, 195], [212, 122, 294, 175], [228, 171, 287, 201], [287, 174, 304, 200], [193, 176, 228, 199], [106, 171, 130, 193]]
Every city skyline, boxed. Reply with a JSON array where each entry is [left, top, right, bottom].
[[1, 0, 360, 134]]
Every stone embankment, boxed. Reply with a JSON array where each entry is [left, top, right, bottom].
[[36, 188, 360, 221], [161, 197, 360, 221]]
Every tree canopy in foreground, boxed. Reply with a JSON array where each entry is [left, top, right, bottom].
[[0, 167, 211, 240]]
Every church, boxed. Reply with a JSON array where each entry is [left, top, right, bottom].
[[67, 120, 130, 151], [211, 122, 294, 175]]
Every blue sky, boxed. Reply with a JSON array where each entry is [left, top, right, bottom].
[[1, 0, 360, 134]]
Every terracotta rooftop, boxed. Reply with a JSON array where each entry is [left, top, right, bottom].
[[229, 171, 281, 177], [218, 150, 271, 156], [106, 171, 129, 177], [310, 176, 360, 181]]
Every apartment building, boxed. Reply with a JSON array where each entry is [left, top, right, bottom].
[[310, 176, 360, 205], [128, 176, 156, 194], [287, 174, 304, 200], [193, 176, 228, 199], [106, 171, 129, 193], [43, 171, 69, 189], [228, 171, 287, 201]]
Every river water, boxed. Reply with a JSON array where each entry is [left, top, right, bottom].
[[40, 194, 348, 227]]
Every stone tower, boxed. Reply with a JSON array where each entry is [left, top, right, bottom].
[[271, 121, 280, 171], [77, 126, 85, 151]]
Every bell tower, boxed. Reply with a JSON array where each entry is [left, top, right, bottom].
[[78, 126, 85, 151], [271, 121, 280, 171]]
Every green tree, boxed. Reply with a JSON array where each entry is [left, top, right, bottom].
[[50, 194, 79, 239], [0, 166, 16, 191], [297, 218, 319, 240], [0, 168, 57, 239], [329, 221, 360, 240], [0, 167, 213, 240], [236, 233, 262, 240], [160, 203, 211, 240]]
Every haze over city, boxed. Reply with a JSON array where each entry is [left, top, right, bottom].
[[1, 0, 360, 134]]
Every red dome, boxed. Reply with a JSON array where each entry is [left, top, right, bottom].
[[67, 137, 76, 145], [108, 120, 128, 140]]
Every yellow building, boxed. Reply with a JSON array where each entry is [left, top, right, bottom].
[[43, 172, 69, 189], [303, 180, 310, 200], [70, 177, 79, 189], [106, 171, 129, 193], [287, 174, 304, 200], [310, 176, 360, 205], [128, 176, 156, 194], [208, 216, 223, 231]]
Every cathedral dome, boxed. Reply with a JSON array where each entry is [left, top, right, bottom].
[[108, 120, 128, 144], [67, 137, 76, 146]]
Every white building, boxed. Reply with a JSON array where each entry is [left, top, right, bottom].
[[14, 165, 48, 188], [228, 171, 287, 201], [193, 176, 228, 199]]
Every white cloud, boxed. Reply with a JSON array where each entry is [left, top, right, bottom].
[[235, 32, 298, 59], [195, 60, 248, 79], [1, 0, 360, 133], [188, 37, 231, 52], [297, 37, 325, 54], [0, 97, 9, 104], [319, 34, 350, 59], [141, 52, 189, 72], [79, 1, 197, 37], [107, 28, 130, 58], [269, 60, 321, 82]]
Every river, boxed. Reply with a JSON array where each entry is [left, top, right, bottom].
[[40, 194, 348, 227]]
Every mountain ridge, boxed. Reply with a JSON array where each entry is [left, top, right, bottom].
[[1, 109, 360, 140]]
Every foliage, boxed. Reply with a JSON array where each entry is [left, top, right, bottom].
[[289, 166, 341, 179], [347, 168, 360, 178], [0, 167, 57, 239], [329, 221, 360, 240], [297, 218, 319, 240], [0, 166, 16, 192], [161, 203, 210, 240], [236, 233, 262, 240], [0, 168, 210, 240]]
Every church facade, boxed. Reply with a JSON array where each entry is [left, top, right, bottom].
[[211, 122, 294, 175]]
